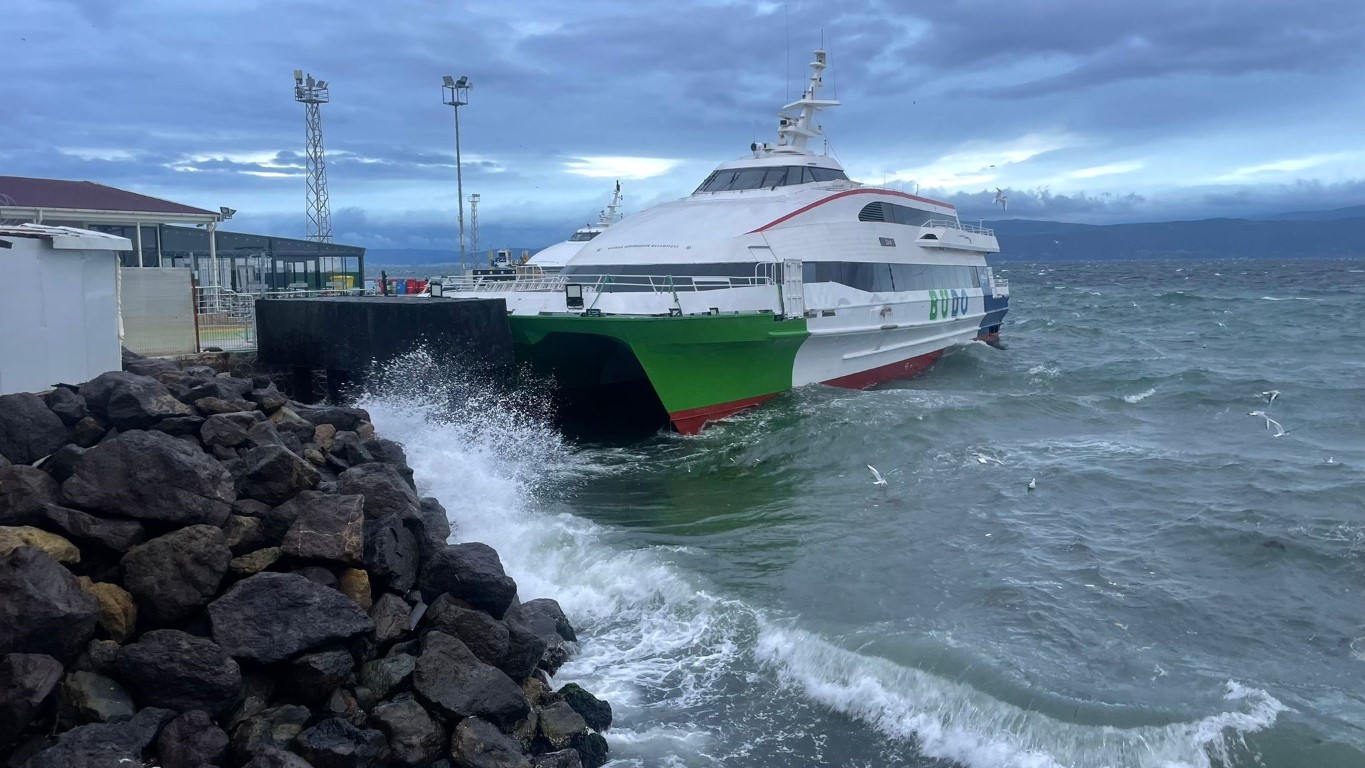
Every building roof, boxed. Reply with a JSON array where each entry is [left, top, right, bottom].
[[0, 175, 217, 217], [0, 224, 133, 251]]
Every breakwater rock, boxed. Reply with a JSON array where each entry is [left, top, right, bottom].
[[0, 359, 610, 768]]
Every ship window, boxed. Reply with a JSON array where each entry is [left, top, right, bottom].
[[568, 231, 598, 242], [858, 202, 886, 222], [694, 165, 849, 193]]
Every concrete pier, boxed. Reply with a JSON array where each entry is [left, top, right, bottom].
[[255, 296, 513, 401]]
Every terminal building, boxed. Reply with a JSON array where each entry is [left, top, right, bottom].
[[0, 175, 364, 292]]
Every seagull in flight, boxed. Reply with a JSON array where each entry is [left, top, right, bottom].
[[867, 465, 888, 487], [975, 453, 1003, 465], [1248, 410, 1286, 437], [993, 188, 1008, 211], [1261, 390, 1280, 404]]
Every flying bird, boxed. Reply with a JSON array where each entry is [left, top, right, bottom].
[[993, 188, 1008, 211], [1248, 410, 1286, 437], [975, 453, 1003, 465], [867, 465, 888, 487], [1261, 390, 1280, 404]]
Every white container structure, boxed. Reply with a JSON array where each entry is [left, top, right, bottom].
[[0, 224, 131, 395]]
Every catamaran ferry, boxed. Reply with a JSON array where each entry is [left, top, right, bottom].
[[440, 50, 1010, 433]]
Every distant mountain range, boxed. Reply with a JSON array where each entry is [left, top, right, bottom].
[[988, 206, 1364, 260], [361, 206, 1365, 264]]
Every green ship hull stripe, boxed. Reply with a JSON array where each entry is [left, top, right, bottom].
[[509, 312, 810, 414]]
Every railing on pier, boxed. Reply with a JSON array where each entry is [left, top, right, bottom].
[[194, 286, 361, 352]]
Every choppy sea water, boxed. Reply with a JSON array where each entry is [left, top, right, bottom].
[[362, 258, 1365, 768]]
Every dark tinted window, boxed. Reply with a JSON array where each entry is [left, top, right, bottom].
[[568, 231, 599, 242], [858, 202, 886, 222], [693, 165, 849, 193]]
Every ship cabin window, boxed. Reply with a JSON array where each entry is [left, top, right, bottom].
[[694, 165, 849, 193], [801, 262, 981, 293], [858, 201, 942, 227], [568, 231, 599, 242]]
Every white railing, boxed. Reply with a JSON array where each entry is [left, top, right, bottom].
[[923, 218, 995, 236], [440, 271, 777, 295]]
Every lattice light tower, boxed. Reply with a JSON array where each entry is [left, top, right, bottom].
[[468, 193, 480, 256], [293, 70, 333, 243]]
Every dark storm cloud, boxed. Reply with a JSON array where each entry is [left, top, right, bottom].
[[5, 0, 1364, 247]]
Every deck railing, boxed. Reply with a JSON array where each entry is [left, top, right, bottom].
[[923, 218, 995, 236], [439, 272, 777, 294]]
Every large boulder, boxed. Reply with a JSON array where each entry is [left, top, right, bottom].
[[411, 497, 453, 559], [116, 629, 242, 715], [533, 750, 584, 768], [0, 653, 64, 746], [279, 491, 364, 565], [236, 445, 320, 505], [423, 594, 509, 669], [0, 547, 99, 662], [293, 717, 390, 768], [0, 466, 61, 524], [286, 648, 355, 704], [413, 631, 529, 729], [120, 524, 231, 625], [509, 599, 577, 677], [449, 716, 532, 768], [184, 375, 254, 405], [537, 701, 607, 768], [364, 513, 420, 593], [556, 684, 611, 733], [369, 695, 447, 766], [201, 411, 261, 448], [44, 387, 89, 426], [419, 543, 518, 619], [81, 371, 193, 429], [0, 392, 69, 465], [230, 704, 312, 763], [501, 615, 549, 681], [209, 572, 374, 663], [75, 577, 137, 643], [22, 706, 176, 768], [57, 671, 136, 726], [33, 504, 146, 553], [370, 592, 413, 644], [0, 525, 80, 563], [339, 463, 420, 520], [244, 746, 318, 767], [292, 404, 370, 432], [62, 429, 235, 526], [358, 653, 417, 702], [157, 709, 230, 768]]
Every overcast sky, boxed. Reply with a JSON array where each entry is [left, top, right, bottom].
[[5, 0, 1365, 250]]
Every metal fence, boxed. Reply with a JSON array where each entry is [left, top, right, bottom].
[[194, 287, 361, 352]]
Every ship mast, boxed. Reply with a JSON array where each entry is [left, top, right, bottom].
[[596, 180, 623, 227], [772, 49, 841, 154]]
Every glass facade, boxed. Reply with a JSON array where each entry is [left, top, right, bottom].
[[148, 225, 366, 293]]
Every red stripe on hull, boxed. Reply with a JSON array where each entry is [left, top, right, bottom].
[[746, 188, 956, 234], [820, 349, 943, 390], [669, 393, 777, 435]]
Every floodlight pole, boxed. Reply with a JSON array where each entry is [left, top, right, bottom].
[[442, 76, 472, 271]]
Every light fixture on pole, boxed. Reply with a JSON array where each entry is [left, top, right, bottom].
[[442, 75, 472, 272]]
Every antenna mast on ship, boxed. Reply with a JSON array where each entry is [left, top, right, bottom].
[[770, 50, 840, 155], [597, 180, 623, 227]]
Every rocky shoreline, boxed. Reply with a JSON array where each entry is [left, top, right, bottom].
[[0, 355, 610, 768]]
